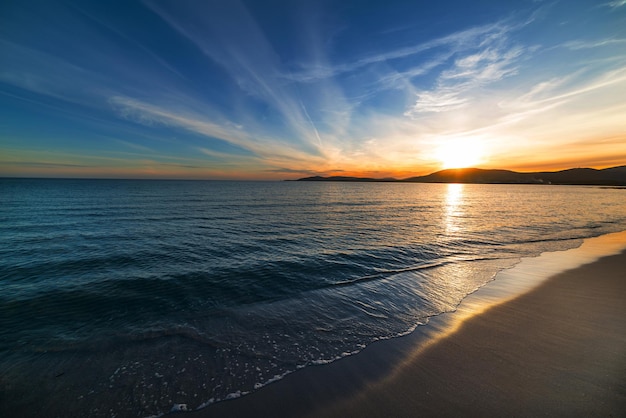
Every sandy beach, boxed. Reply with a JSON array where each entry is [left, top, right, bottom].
[[193, 243, 626, 417], [316, 249, 626, 417]]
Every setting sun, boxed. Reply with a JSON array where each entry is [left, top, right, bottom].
[[435, 138, 486, 169]]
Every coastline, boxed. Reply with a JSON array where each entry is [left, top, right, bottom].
[[189, 231, 626, 417]]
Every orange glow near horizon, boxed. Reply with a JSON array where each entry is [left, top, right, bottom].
[[1, 133, 625, 180], [2, 150, 624, 180]]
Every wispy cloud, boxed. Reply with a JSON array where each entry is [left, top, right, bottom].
[[604, 0, 626, 9], [513, 67, 626, 108], [109, 95, 324, 168], [408, 91, 468, 113], [109, 96, 259, 150], [562, 38, 626, 50], [373, 53, 453, 92], [144, 0, 326, 155], [285, 21, 508, 83], [0, 39, 104, 106], [197, 147, 255, 161], [405, 31, 527, 116], [0, 161, 92, 168], [264, 167, 326, 175]]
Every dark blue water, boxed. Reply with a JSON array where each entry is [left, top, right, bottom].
[[1, 179, 625, 416]]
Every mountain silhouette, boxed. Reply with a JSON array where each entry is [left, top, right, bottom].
[[296, 166, 626, 186]]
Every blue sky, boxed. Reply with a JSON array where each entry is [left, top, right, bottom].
[[1, 0, 625, 179]]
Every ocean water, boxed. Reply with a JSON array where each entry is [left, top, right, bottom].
[[1, 179, 625, 416]]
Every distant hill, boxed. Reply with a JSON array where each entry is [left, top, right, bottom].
[[295, 166, 626, 186], [295, 176, 397, 182], [403, 168, 531, 183]]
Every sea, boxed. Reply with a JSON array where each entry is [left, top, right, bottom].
[[1, 179, 625, 417]]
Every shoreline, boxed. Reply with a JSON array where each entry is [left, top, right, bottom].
[[190, 231, 626, 417]]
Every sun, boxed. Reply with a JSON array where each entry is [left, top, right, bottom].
[[435, 138, 486, 169]]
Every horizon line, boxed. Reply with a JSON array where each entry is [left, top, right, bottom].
[[2, 164, 625, 182]]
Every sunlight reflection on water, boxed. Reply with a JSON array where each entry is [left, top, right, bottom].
[[444, 183, 464, 235]]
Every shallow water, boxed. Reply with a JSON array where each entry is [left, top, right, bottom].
[[1, 179, 625, 416]]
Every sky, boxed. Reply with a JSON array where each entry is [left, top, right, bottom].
[[1, 0, 625, 180]]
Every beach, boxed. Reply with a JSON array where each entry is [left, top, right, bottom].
[[193, 237, 626, 417]]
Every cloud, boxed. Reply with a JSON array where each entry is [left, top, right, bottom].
[[373, 53, 453, 92], [109, 95, 325, 168], [264, 167, 322, 175], [408, 91, 468, 113], [197, 147, 254, 161], [0, 161, 91, 168], [562, 38, 626, 50], [113, 139, 155, 154], [443, 63, 626, 140], [604, 0, 626, 8], [285, 21, 508, 83], [518, 67, 626, 107], [405, 30, 527, 116], [144, 0, 326, 154], [0, 39, 103, 106], [110, 96, 260, 149]]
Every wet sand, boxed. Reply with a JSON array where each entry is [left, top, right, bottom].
[[315, 249, 626, 417], [193, 244, 626, 417]]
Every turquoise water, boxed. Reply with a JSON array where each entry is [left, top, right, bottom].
[[1, 179, 625, 416]]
